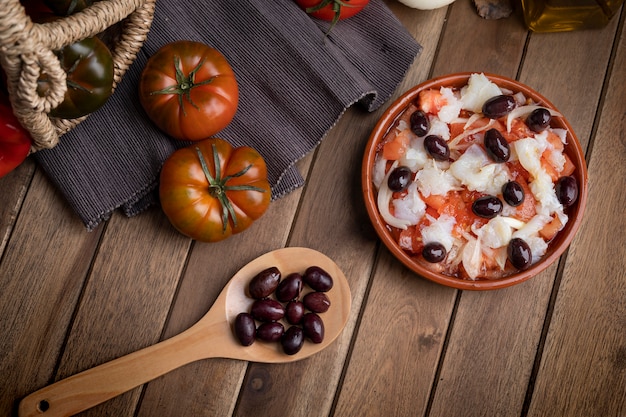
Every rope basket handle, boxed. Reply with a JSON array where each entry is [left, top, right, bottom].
[[0, 0, 156, 150]]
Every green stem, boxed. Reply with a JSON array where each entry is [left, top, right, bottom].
[[151, 57, 216, 115], [305, 0, 358, 36], [195, 146, 267, 234]]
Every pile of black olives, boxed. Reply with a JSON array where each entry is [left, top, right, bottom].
[[234, 265, 334, 355]]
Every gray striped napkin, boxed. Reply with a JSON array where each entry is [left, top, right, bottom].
[[35, 0, 422, 230]]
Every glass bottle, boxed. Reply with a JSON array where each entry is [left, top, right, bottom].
[[521, 0, 624, 32]]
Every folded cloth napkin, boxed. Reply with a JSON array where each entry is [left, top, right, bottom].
[[35, 0, 422, 230]]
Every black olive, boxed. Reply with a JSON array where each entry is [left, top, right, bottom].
[[281, 326, 304, 355], [388, 166, 413, 192], [472, 195, 503, 219], [482, 95, 516, 119], [526, 108, 551, 132], [410, 110, 430, 136], [555, 176, 578, 207], [507, 238, 532, 270], [424, 135, 450, 161], [484, 128, 510, 163], [422, 242, 447, 263], [502, 181, 525, 207], [234, 313, 256, 346]]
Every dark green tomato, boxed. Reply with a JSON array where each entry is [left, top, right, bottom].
[[43, 0, 92, 15], [39, 37, 114, 119]]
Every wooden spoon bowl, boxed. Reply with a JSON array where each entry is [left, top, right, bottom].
[[18, 247, 351, 417]]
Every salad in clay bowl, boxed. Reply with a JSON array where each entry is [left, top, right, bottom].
[[362, 73, 588, 290]]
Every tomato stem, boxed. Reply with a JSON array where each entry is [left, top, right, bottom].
[[58, 52, 93, 93], [304, 0, 358, 35], [195, 146, 267, 234], [150, 57, 217, 116]]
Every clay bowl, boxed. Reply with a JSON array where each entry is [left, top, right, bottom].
[[362, 72, 588, 290]]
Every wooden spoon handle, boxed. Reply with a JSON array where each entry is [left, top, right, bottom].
[[18, 325, 212, 417]]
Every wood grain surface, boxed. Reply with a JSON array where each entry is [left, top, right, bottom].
[[1, 2, 624, 417]]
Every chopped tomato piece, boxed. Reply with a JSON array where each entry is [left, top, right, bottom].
[[449, 122, 465, 139], [546, 130, 564, 152], [508, 161, 532, 183], [421, 192, 447, 211], [539, 215, 563, 241], [501, 118, 531, 142], [398, 225, 426, 254], [425, 206, 439, 219], [460, 188, 483, 204], [439, 192, 486, 233], [561, 153, 576, 176], [541, 156, 560, 182], [418, 89, 447, 115], [382, 130, 410, 160]]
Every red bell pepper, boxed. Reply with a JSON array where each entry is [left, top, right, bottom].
[[0, 94, 33, 178]]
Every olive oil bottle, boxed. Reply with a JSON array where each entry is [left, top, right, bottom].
[[521, 0, 623, 32]]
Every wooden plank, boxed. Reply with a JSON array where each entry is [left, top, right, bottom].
[[230, 6, 447, 417], [135, 161, 311, 417], [527, 19, 626, 417], [0, 159, 35, 255], [520, 17, 621, 149], [328, 5, 453, 417], [432, 1, 528, 77], [0, 170, 101, 417], [333, 3, 531, 416], [231, 110, 383, 417], [427, 10, 620, 417], [335, 251, 456, 417], [48, 208, 191, 417]]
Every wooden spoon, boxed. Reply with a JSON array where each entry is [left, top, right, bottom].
[[18, 247, 351, 417]]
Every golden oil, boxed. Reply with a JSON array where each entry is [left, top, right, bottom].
[[521, 0, 623, 32]]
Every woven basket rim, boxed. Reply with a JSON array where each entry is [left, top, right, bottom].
[[0, 0, 157, 151]]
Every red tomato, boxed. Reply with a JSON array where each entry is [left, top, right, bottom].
[[295, 0, 369, 28], [0, 95, 32, 178], [159, 138, 271, 242], [139, 41, 239, 141]]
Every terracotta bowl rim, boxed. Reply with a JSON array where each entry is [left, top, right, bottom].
[[361, 72, 589, 290]]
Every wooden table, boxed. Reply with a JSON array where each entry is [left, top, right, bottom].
[[2, 2, 625, 416]]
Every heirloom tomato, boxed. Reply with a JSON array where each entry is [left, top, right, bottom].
[[295, 0, 369, 26], [159, 138, 271, 242], [139, 41, 239, 141], [0, 95, 33, 178], [37, 36, 114, 119]]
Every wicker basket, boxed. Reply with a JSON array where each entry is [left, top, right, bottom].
[[0, 0, 156, 150]]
